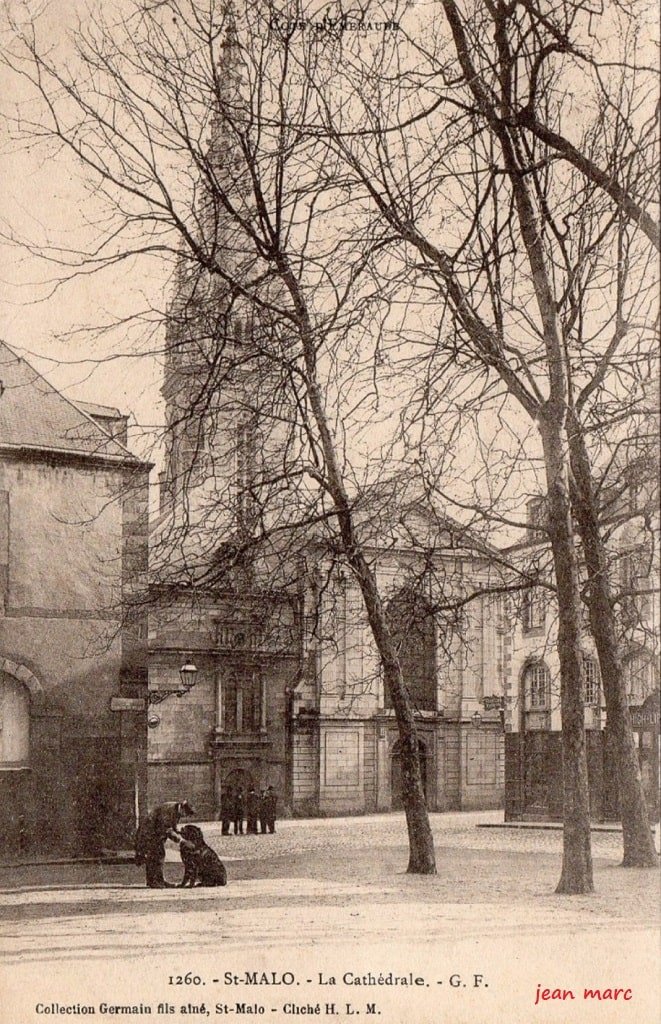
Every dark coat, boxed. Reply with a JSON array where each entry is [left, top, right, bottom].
[[262, 789, 277, 820], [149, 801, 194, 839], [135, 800, 195, 864], [220, 790, 234, 819]]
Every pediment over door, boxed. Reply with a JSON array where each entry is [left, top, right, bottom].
[[213, 597, 298, 657]]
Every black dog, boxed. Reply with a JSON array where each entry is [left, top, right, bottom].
[[179, 825, 227, 888], [135, 800, 197, 889]]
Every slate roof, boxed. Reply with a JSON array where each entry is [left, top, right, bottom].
[[75, 399, 124, 420], [352, 467, 499, 556], [0, 339, 139, 462]]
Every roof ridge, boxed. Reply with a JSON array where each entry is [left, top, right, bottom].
[[0, 338, 139, 463]]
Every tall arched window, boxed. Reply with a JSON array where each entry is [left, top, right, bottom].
[[224, 670, 261, 734], [624, 650, 657, 705], [524, 661, 550, 710], [384, 589, 436, 711], [522, 588, 546, 632], [582, 653, 601, 705], [0, 675, 30, 767]]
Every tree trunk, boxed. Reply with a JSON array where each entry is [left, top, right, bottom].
[[568, 419, 658, 867], [349, 552, 437, 875], [540, 420, 594, 894], [277, 256, 436, 875]]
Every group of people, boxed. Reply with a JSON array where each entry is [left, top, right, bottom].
[[220, 785, 277, 836]]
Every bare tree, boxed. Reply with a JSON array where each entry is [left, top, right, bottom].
[[2, 0, 443, 872], [305, 0, 659, 888], [4, 0, 657, 888]]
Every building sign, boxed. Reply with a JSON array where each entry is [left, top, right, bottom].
[[630, 691, 660, 731], [483, 695, 505, 712], [110, 696, 146, 712]]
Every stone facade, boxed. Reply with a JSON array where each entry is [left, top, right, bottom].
[[289, 551, 507, 817], [0, 342, 150, 857], [147, 534, 508, 817], [505, 481, 660, 823], [147, 591, 298, 816]]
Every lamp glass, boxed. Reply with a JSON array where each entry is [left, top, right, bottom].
[[179, 661, 198, 693]]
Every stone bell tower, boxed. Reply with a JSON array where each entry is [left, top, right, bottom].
[[158, 5, 260, 535], [148, 6, 301, 820]]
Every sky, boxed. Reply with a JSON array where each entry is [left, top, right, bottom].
[[0, 0, 417, 468], [0, 0, 655, 512], [0, 0, 462, 482], [0, 0, 171, 461]]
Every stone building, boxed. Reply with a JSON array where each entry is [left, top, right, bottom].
[[288, 508, 510, 817], [0, 341, 150, 857], [146, 502, 510, 818], [504, 471, 660, 823], [145, 12, 508, 819], [146, 283, 509, 817]]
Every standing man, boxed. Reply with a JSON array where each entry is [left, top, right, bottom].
[[246, 786, 260, 835], [233, 789, 245, 835], [263, 786, 277, 834], [220, 786, 234, 836], [135, 800, 196, 888]]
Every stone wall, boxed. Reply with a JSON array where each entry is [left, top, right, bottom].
[[147, 592, 299, 818], [0, 453, 149, 858]]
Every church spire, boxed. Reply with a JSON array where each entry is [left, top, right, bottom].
[[160, 2, 265, 522], [209, 0, 244, 162]]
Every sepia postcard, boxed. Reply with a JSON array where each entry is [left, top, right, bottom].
[[0, 1, 659, 1022]]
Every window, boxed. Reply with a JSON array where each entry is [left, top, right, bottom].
[[628, 477, 642, 515], [178, 413, 208, 489], [619, 542, 653, 626], [224, 670, 263, 734], [522, 588, 546, 632], [236, 417, 258, 533], [525, 661, 550, 710], [0, 676, 30, 767], [624, 650, 657, 706], [384, 589, 436, 711], [582, 653, 601, 705], [527, 497, 547, 542]]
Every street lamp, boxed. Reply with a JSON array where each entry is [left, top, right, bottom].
[[471, 710, 483, 728], [148, 659, 199, 705], [179, 659, 198, 694]]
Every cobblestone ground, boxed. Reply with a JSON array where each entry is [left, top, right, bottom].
[[0, 813, 658, 1024], [0, 811, 657, 928]]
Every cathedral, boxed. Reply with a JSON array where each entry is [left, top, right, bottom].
[[141, 11, 512, 820], [141, 13, 658, 828], [146, 452, 510, 818], [144, 227, 509, 818]]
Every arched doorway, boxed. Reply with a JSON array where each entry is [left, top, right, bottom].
[[391, 738, 427, 810], [222, 767, 255, 800], [0, 673, 31, 767]]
